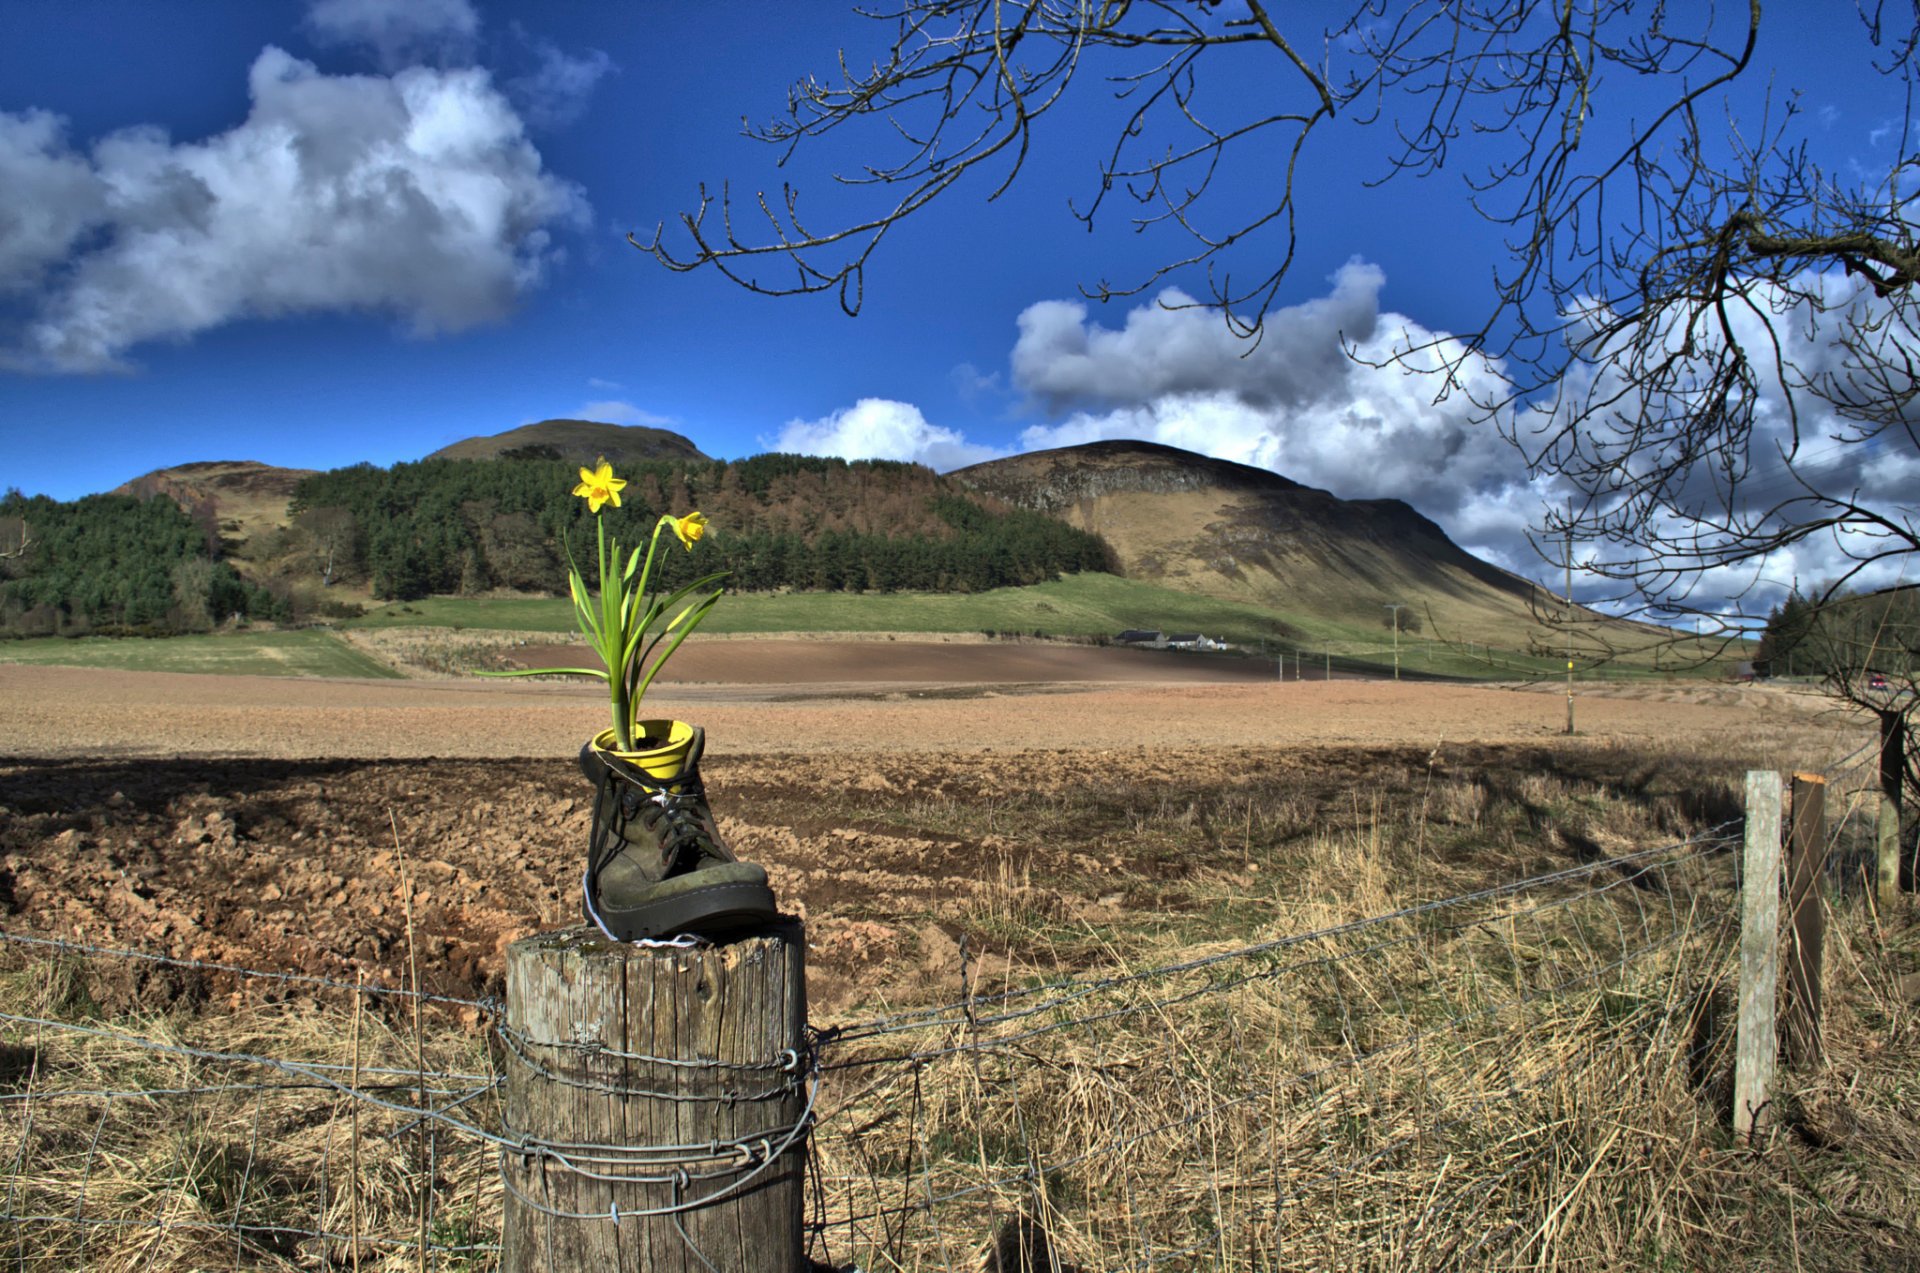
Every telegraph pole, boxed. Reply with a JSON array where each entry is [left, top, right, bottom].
[[1384, 603, 1406, 681]]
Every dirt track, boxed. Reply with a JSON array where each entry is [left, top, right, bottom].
[[0, 645, 1867, 1015]]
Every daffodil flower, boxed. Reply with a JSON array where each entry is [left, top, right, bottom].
[[671, 510, 708, 549], [480, 458, 725, 751], [572, 457, 627, 514]]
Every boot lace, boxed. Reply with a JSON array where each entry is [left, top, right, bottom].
[[622, 786, 722, 876]]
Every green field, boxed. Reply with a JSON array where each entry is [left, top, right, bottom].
[[345, 573, 1303, 642], [0, 574, 1733, 681], [0, 630, 403, 679], [346, 574, 1726, 681]]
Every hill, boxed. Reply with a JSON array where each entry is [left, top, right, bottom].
[[954, 440, 1639, 650], [112, 460, 317, 555], [424, 418, 708, 465], [286, 452, 1110, 599]]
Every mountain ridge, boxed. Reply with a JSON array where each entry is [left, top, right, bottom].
[[95, 427, 1602, 649], [425, 418, 707, 465], [954, 439, 1578, 647]]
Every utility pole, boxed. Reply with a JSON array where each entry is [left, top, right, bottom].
[[1384, 604, 1406, 681]]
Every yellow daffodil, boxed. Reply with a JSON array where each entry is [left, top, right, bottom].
[[671, 510, 708, 549], [480, 484, 726, 751], [572, 457, 627, 514]]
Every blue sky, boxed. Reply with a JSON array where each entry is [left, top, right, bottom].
[[0, 0, 1910, 602]]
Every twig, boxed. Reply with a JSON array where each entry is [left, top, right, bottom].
[[349, 969, 364, 1273], [390, 809, 429, 1273]]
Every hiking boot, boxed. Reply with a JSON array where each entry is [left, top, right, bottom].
[[577, 726, 777, 942]]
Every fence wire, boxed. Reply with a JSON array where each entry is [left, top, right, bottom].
[[0, 824, 1741, 1271], [802, 831, 1738, 1271]]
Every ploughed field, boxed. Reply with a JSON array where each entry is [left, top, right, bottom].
[[0, 654, 1862, 1015]]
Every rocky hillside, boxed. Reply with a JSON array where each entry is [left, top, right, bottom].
[[113, 460, 317, 554], [425, 419, 707, 465], [955, 440, 1590, 646]]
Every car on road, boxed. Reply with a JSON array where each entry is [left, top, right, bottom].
[[1868, 673, 1889, 691]]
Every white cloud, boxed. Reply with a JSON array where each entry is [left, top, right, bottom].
[[1013, 262, 1383, 410], [305, 0, 478, 70], [586, 376, 625, 391], [1003, 264, 1920, 607], [769, 398, 1008, 471], [0, 111, 102, 295], [0, 46, 588, 373], [948, 360, 1001, 402], [506, 39, 615, 129], [575, 399, 676, 427], [1010, 264, 1555, 573]]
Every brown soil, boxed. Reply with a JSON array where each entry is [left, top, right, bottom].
[[0, 655, 1864, 1016], [506, 636, 1291, 685]]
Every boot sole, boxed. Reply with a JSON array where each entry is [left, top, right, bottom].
[[584, 876, 779, 943]]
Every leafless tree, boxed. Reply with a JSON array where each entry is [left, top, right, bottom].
[[645, 2, 1919, 828], [641, 1, 1917, 626], [0, 519, 28, 561]]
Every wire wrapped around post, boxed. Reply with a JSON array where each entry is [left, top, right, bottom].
[[499, 923, 809, 1271]]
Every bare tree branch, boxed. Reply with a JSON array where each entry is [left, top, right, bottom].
[[649, 0, 1919, 670]]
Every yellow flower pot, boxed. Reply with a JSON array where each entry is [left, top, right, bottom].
[[588, 719, 697, 780]]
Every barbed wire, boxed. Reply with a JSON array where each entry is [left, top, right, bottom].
[[815, 841, 1717, 1074], [497, 1075, 819, 1221], [0, 818, 1749, 1268], [818, 823, 1737, 1050], [808, 903, 1725, 1236], [1123, 1000, 1687, 1270], [0, 929, 500, 1012]]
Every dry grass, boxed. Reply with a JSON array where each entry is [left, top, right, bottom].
[[802, 788, 1918, 1273], [0, 737, 1914, 1271], [0, 960, 500, 1271]]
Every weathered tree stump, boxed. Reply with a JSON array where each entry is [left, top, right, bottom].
[[500, 924, 808, 1272]]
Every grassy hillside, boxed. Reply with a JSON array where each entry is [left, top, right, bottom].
[[955, 441, 1675, 656]]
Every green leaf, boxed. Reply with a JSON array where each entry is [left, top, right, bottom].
[[661, 576, 728, 630], [633, 591, 721, 707]]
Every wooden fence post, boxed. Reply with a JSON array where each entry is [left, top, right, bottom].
[[1734, 770, 1782, 1141], [1786, 774, 1826, 1070], [1880, 709, 1910, 899], [499, 925, 809, 1272]]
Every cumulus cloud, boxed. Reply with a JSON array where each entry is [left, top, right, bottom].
[[1011, 263, 1918, 606], [1014, 263, 1383, 410], [0, 111, 101, 295], [1534, 269, 1920, 606], [769, 398, 1008, 471], [1010, 262, 1550, 571], [575, 399, 676, 427], [0, 46, 588, 373], [305, 0, 479, 70]]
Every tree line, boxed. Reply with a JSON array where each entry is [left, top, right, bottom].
[[0, 491, 285, 637], [1755, 587, 1919, 685], [288, 454, 1112, 600]]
